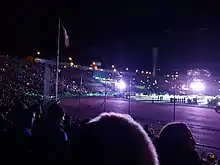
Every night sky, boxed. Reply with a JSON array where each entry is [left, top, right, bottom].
[[1, 1, 220, 71]]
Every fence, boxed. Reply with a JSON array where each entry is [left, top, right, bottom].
[[0, 56, 220, 155]]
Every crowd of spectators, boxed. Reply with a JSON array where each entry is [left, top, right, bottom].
[[0, 56, 171, 99], [0, 98, 218, 164], [0, 56, 43, 116], [0, 56, 96, 99]]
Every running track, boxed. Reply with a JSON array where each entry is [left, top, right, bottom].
[[60, 97, 220, 155]]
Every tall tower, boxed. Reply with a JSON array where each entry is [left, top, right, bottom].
[[152, 47, 158, 77]]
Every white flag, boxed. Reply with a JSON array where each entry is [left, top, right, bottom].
[[62, 25, 69, 47]]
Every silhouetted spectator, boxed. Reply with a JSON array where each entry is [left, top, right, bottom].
[[155, 122, 201, 165], [31, 102, 67, 162], [74, 112, 158, 165], [144, 124, 155, 139]]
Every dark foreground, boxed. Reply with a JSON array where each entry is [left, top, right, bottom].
[[60, 97, 220, 155]]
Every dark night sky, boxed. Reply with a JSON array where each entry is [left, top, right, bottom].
[[0, 1, 220, 71]]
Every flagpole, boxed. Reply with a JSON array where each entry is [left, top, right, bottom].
[[55, 17, 61, 101]]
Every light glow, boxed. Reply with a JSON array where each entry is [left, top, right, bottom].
[[116, 80, 126, 89], [190, 81, 205, 92]]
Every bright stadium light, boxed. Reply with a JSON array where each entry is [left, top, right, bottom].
[[190, 81, 205, 91], [116, 80, 126, 89]]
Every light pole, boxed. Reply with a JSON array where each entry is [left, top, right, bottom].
[[37, 52, 40, 58], [173, 81, 176, 122]]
